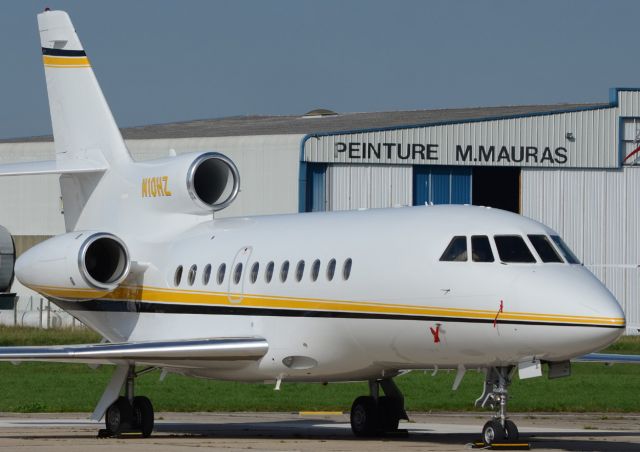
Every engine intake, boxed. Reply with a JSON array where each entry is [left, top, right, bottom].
[[79, 233, 130, 290], [187, 153, 240, 212]]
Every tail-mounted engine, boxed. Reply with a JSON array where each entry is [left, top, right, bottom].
[[138, 151, 240, 215], [15, 231, 130, 298]]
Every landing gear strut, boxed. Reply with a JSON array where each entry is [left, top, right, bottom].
[[104, 366, 155, 437], [350, 378, 408, 437], [475, 366, 519, 445]]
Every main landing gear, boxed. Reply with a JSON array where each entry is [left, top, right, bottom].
[[476, 366, 519, 445], [103, 366, 155, 438], [350, 378, 408, 437]]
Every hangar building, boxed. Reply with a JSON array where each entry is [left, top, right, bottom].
[[0, 87, 639, 333]]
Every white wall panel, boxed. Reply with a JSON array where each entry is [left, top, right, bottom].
[[326, 164, 412, 211], [0, 134, 302, 235], [522, 167, 640, 333]]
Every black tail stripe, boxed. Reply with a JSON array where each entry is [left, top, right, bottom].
[[42, 48, 86, 57], [52, 299, 624, 329]]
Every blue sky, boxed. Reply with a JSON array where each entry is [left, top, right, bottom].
[[1, 0, 639, 139]]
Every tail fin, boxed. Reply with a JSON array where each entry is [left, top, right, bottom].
[[38, 9, 131, 165]]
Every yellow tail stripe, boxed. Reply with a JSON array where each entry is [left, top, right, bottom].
[[43, 55, 91, 67]]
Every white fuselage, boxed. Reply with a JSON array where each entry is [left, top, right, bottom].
[[45, 205, 625, 382]]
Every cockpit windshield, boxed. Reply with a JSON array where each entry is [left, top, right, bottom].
[[494, 235, 536, 263], [550, 235, 581, 264], [528, 235, 563, 263]]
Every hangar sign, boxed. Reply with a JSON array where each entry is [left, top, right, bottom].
[[331, 142, 568, 165]]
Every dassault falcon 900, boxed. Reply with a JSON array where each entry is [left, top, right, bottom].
[[0, 9, 636, 445]]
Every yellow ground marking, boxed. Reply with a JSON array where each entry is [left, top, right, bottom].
[[299, 411, 343, 416]]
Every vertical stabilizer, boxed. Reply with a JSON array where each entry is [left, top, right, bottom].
[[38, 9, 131, 165]]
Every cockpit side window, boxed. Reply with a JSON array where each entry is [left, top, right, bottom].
[[471, 236, 494, 262], [550, 235, 581, 264], [440, 236, 468, 262], [494, 235, 536, 263], [528, 235, 563, 263]]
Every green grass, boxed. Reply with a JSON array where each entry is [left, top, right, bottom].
[[0, 326, 638, 413]]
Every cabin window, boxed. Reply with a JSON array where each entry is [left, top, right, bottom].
[[280, 260, 290, 282], [188, 265, 197, 286], [327, 258, 336, 281], [311, 259, 320, 282], [265, 261, 274, 283], [295, 260, 305, 282], [528, 235, 563, 263], [233, 263, 243, 284], [471, 236, 494, 262], [551, 235, 581, 264], [217, 263, 226, 285], [202, 264, 212, 285], [174, 265, 183, 286], [250, 262, 259, 284], [494, 235, 536, 263], [440, 236, 468, 262], [343, 258, 352, 280]]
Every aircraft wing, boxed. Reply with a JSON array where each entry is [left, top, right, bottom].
[[0, 337, 268, 366], [574, 353, 640, 364]]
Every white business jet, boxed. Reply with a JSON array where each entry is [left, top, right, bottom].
[[0, 9, 634, 445]]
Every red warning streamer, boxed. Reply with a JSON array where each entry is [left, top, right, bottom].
[[493, 300, 504, 328], [430, 324, 441, 343]]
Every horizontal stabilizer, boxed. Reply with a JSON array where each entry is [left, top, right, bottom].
[[574, 353, 640, 364], [0, 337, 268, 365], [0, 154, 107, 177]]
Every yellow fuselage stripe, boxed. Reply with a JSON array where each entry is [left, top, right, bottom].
[[32, 284, 625, 327], [43, 55, 91, 67]]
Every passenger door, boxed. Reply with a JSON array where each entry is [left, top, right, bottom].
[[228, 246, 252, 303]]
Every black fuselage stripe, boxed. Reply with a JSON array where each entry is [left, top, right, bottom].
[[52, 299, 623, 329], [42, 48, 87, 57]]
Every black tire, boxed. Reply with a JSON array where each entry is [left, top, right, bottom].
[[482, 419, 506, 445], [105, 396, 132, 436], [504, 419, 519, 440], [377, 396, 401, 432], [350, 396, 379, 437], [132, 396, 154, 438]]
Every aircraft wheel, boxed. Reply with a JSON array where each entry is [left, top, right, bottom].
[[504, 419, 519, 440], [132, 396, 154, 438], [350, 396, 379, 437], [482, 419, 506, 445], [105, 396, 132, 436], [377, 396, 401, 432]]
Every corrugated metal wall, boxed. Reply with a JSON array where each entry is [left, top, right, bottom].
[[522, 166, 640, 333], [326, 164, 412, 211], [304, 108, 619, 168]]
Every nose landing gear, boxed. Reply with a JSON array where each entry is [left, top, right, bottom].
[[476, 366, 519, 445], [102, 366, 155, 438], [350, 378, 408, 437]]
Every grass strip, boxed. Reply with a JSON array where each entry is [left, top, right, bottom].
[[0, 326, 637, 413]]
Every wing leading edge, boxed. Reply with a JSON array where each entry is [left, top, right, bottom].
[[0, 337, 268, 366]]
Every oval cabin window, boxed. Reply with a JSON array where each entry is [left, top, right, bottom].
[[174, 265, 183, 286], [217, 263, 226, 285]]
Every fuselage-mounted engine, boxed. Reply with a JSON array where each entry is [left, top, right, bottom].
[[15, 231, 130, 300]]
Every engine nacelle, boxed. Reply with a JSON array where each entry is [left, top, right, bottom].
[[138, 151, 240, 215], [15, 231, 130, 296], [0, 225, 15, 293]]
